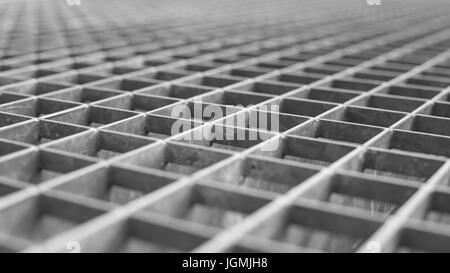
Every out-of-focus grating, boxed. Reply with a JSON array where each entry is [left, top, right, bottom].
[[0, 0, 449, 253]]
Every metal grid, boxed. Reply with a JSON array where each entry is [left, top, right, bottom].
[[0, 0, 450, 253]]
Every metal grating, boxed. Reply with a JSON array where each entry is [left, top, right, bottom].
[[0, 0, 450, 253]]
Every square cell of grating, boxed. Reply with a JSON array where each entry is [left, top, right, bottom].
[[181, 75, 242, 88], [0, 76, 23, 87], [90, 78, 160, 92], [321, 106, 406, 128], [235, 81, 301, 96], [422, 67, 450, 79], [263, 98, 337, 117], [95, 93, 179, 113], [419, 102, 450, 119], [324, 78, 380, 92], [0, 92, 29, 105], [397, 115, 450, 137], [0, 139, 29, 157], [143, 183, 272, 229], [0, 112, 31, 128], [251, 203, 381, 253], [130, 69, 191, 82], [0, 81, 73, 96], [303, 172, 418, 218], [303, 64, 347, 75], [6, 68, 63, 80], [369, 63, 413, 74], [154, 101, 241, 122], [213, 54, 249, 64], [290, 119, 383, 145], [351, 94, 426, 113], [253, 135, 356, 167], [69, 215, 215, 253], [405, 75, 450, 89], [372, 129, 450, 158], [52, 165, 179, 205], [178, 125, 275, 152], [0, 149, 97, 185], [137, 83, 214, 99], [103, 114, 202, 139], [200, 90, 273, 108], [255, 59, 298, 70], [0, 180, 24, 202], [118, 142, 233, 176], [180, 61, 223, 72], [43, 86, 123, 104], [395, 226, 450, 253], [204, 155, 320, 194], [45, 72, 107, 85], [0, 193, 106, 244], [380, 84, 441, 99], [267, 72, 323, 85], [46, 130, 154, 160], [47, 105, 137, 128], [0, 119, 87, 145], [341, 148, 445, 183], [290, 87, 360, 104], [0, 98, 81, 117], [421, 191, 450, 226], [325, 57, 365, 67], [216, 67, 269, 78], [243, 109, 309, 132], [352, 69, 401, 82]]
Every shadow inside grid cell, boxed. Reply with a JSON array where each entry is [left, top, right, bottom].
[[47, 106, 137, 128], [204, 156, 320, 194], [251, 203, 381, 253], [138, 83, 214, 99], [321, 106, 406, 128], [303, 172, 418, 218], [0, 119, 87, 145], [91, 78, 161, 92], [0, 98, 81, 117], [177, 125, 275, 152], [118, 142, 232, 175], [341, 148, 445, 183], [397, 115, 450, 137], [0, 112, 30, 128], [0, 149, 97, 184], [0, 194, 106, 244], [104, 114, 202, 139], [291, 87, 360, 103], [96, 93, 179, 113], [244, 110, 309, 132], [351, 94, 426, 113], [1, 81, 73, 96], [290, 119, 383, 144], [253, 136, 356, 167], [263, 98, 337, 117], [235, 81, 301, 96], [372, 129, 450, 158], [53, 165, 180, 205], [200, 90, 272, 107], [143, 183, 271, 229], [43, 86, 123, 104], [46, 130, 155, 159], [181, 75, 242, 88]]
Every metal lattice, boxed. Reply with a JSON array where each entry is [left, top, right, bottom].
[[0, 0, 450, 253]]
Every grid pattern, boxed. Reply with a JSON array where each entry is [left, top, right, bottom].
[[0, 0, 450, 253]]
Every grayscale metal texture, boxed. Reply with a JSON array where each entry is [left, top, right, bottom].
[[0, 0, 449, 253]]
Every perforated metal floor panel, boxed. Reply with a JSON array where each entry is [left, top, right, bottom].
[[1, 0, 450, 253]]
